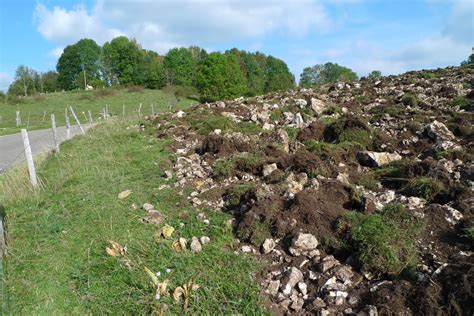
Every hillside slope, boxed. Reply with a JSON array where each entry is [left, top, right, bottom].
[[149, 65, 473, 315]]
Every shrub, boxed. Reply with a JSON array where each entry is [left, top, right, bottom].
[[340, 203, 422, 276], [127, 85, 144, 93], [401, 93, 418, 106]]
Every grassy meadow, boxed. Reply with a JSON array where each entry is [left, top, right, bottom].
[[0, 87, 196, 136], [0, 118, 264, 314]]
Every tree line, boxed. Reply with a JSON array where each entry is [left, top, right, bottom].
[[7, 35, 471, 102], [7, 37, 296, 102]]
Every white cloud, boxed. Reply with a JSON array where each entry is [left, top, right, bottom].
[[34, 0, 331, 53], [50, 46, 64, 58], [0, 72, 13, 92]]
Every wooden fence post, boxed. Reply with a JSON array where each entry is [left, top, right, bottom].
[[105, 104, 109, 121], [151, 103, 155, 116], [42, 110, 47, 124], [21, 129, 38, 188], [88, 110, 93, 126], [69, 106, 85, 135], [51, 114, 59, 153], [122, 104, 125, 119], [16, 111, 21, 127], [138, 103, 142, 118], [65, 115, 71, 140], [26, 112, 31, 128]]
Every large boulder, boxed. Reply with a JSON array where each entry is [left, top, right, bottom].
[[424, 121, 455, 142]]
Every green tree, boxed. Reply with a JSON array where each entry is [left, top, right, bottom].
[[137, 50, 165, 89], [102, 36, 142, 86], [299, 62, 358, 86], [197, 52, 247, 102], [12, 65, 35, 96], [368, 70, 382, 79], [264, 56, 295, 92], [42, 71, 59, 92], [57, 38, 101, 90], [461, 53, 474, 65], [163, 48, 196, 86]]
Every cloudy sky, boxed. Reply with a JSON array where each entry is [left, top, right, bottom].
[[0, 0, 472, 91]]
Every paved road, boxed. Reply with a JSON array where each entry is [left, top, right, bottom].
[[0, 125, 93, 172]]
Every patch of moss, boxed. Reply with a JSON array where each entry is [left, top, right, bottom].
[[226, 184, 253, 208], [283, 126, 299, 140]]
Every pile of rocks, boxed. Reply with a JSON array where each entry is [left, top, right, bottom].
[[149, 65, 473, 314]]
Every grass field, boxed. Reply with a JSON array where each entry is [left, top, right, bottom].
[[0, 118, 264, 314], [0, 88, 195, 136]]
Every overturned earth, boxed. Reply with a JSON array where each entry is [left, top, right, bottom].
[[147, 65, 473, 315]]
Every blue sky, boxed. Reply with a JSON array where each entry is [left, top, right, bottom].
[[0, 0, 473, 91]]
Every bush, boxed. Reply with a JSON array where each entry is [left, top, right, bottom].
[[190, 115, 235, 135], [127, 85, 144, 93], [340, 203, 422, 276], [162, 85, 198, 99], [401, 93, 418, 106]]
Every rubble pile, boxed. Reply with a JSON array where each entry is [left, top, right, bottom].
[[149, 65, 473, 315]]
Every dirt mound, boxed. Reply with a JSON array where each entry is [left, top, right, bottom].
[[297, 121, 325, 142], [150, 64, 474, 315], [200, 134, 251, 157], [414, 257, 474, 315]]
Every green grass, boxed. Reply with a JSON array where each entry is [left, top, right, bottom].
[[0, 88, 195, 135], [339, 203, 423, 277], [0, 120, 264, 314]]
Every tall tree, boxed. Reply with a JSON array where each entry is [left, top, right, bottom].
[[197, 52, 247, 102], [163, 48, 196, 86], [368, 70, 382, 79], [264, 56, 295, 93], [42, 71, 59, 92], [57, 38, 101, 90], [299, 62, 358, 86], [14, 65, 34, 96], [102, 36, 142, 86]]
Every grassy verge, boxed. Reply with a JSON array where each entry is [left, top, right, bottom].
[[0, 120, 263, 314], [0, 88, 195, 136]]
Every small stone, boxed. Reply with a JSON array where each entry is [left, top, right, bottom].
[[289, 233, 319, 256], [164, 170, 173, 178], [267, 280, 280, 296], [200, 236, 210, 245], [261, 238, 276, 254], [142, 203, 154, 211], [295, 99, 308, 108], [333, 265, 354, 282], [297, 282, 307, 295], [365, 305, 378, 316], [263, 163, 278, 177], [141, 210, 164, 225], [312, 297, 326, 309], [311, 98, 326, 115], [262, 122, 275, 130], [280, 267, 304, 296], [290, 296, 304, 311], [241, 245, 254, 253], [118, 190, 132, 199], [357, 151, 402, 167], [293, 113, 304, 127], [190, 237, 202, 253], [319, 255, 340, 273], [425, 120, 455, 142]]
